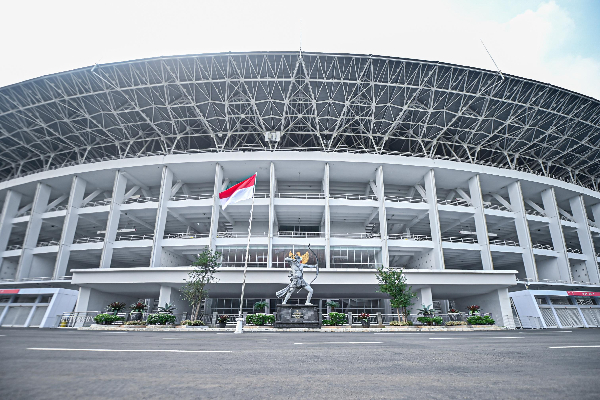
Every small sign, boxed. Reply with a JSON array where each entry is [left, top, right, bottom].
[[0, 289, 19, 294], [292, 310, 304, 319], [567, 291, 600, 297]]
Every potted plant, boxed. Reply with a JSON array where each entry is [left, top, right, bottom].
[[322, 312, 348, 326], [358, 312, 370, 328], [217, 315, 228, 328], [448, 308, 460, 321], [129, 300, 147, 321], [107, 302, 126, 315], [147, 313, 177, 325], [158, 302, 176, 314], [467, 305, 481, 315], [326, 301, 340, 313], [253, 301, 268, 314], [181, 320, 205, 328]]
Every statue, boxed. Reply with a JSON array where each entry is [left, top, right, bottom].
[[276, 246, 319, 305]]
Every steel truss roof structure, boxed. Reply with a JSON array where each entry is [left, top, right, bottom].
[[0, 52, 599, 189]]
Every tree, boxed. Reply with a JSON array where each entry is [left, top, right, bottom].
[[375, 267, 416, 321], [181, 247, 221, 320]]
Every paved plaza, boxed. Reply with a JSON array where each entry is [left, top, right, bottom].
[[0, 328, 599, 399]]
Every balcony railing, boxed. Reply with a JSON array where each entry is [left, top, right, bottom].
[[277, 231, 323, 238], [330, 193, 378, 201], [82, 199, 112, 208], [483, 203, 511, 212], [74, 236, 104, 244], [6, 244, 22, 250], [384, 195, 427, 204], [489, 239, 519, 247], [566, 247, 582, 254], [164, 232, 210, 239], [438, 198, 471, 207], [533, 243, 554, 251], [170, 194, 213, 201], [277, 193, 325, 199], [217, 232, 268, 238], [124, 196, 158, 204], [442, 236, 478, 244], [525, 209, 545, 217], [37, 240, 60, 247], [388, 233, 431, 241], [330, 233, 381, 239], [116, 234, 154, 241]]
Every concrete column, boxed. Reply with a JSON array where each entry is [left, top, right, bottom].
[[454, 288, 515, 328], [53, 176, 87, 279], [323, 163, 331, 269], [209, 164, 223, 251], [158, 285, 189, 314], [468, 175, 493, 270], [591, 203, 600, 225], [508, 181, 537, 281], [424, 169, 445, 269], [150, 166, 174, 268], [569, 195, 600, 284], [376, 166, 389, 268], [410, 287, 433, 314], [99, 171, 127, 269], [268, 163, 276, 268], [541, 188, 571, 282], [16, 183, 51, 280], [0, 190, 22, 253]]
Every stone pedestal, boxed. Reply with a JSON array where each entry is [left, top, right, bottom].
[[275, 304, 321, 328]]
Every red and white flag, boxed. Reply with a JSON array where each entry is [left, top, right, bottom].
[[219, 173, 256, 209]]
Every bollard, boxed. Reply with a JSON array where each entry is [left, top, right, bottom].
[[377, 312, 383, 327]]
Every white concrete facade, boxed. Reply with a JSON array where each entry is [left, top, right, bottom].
[[1, 151, 600, 327]]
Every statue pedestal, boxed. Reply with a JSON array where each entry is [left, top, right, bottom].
[[275, 304, 321, 329]]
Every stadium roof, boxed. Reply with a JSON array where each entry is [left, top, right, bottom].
[[0, 51, 599, 189]]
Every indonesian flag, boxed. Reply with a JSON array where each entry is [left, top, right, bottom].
[[219, 173, 256, 209]]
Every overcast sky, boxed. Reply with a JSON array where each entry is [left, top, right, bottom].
[[1, 0, 599, 100]]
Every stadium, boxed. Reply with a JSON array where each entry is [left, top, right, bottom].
[[0, 51, 599, 329]]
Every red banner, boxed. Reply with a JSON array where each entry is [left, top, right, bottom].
[[0, 289, 19, 294], [567, 291, 600, 297]]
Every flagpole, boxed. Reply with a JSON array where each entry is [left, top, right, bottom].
[[235, 176, 256, 334]]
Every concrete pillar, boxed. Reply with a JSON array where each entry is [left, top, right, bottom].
[[410, 287, 433, 314], [209, 164, 223, 251], [468, 175, 493, 270], [376, 166, 389, 268], [268, 163, 276, 268], [424, 170, 445, 269], [508, 181, 537, 281], [454, 288, 515, 328], [323, 163, 331, 269], [150, 166, 174, 268], [0, 190, 22, 253], [591, 203, 600, 225], [99, 171, 127, 269], [541, 188, 571, 282], [54, 176, 87, 279], [16, 183, 51, 280], [569, 195, 600, 284], [157, 285, 189, 314]]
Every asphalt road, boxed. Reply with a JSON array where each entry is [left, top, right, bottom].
[[0, 328, 599, 399]]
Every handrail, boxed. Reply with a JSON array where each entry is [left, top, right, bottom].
[[6, 244, 22, 250], [330, 193, 378, 201], [277, 193, 325, 199], [116, 234, 154, 241], [217, 232, 268, 238], [533, 243, 554, 251], [566, 247, 582, 254], [164, 232, 210, 239], [489, 239, 519, 247], [37, 240, 60, 247], [82, 199, 112, 208], [277, 231, 323, 238], [384, 195, 426, 204], [525, 209, 545, 217], [442, 236, 478, 244], [123, 196, 159, 204], [388, 233, 431, 241], [438, 198, 471, 207], [330, 233, 381, 239], [170, 194, 214, 201], [74, 236, 104, 244], [483, 203, 511, 212]]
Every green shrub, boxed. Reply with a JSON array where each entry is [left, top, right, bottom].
[[445, 321, 467, 326], [417, 316, 443, 326], [124, 320, 146, 325], [94, 313, 125, 325], [323, 312, 347, 326], [390, 320, 413, 326], [146, 313, 177, 325], [246, 314, 275, 326], [181, 320, 205, 326], [467, 315, 495, 325]]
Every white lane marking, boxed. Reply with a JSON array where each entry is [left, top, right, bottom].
[[549, 345, 600, 349], [557, 331, 572, 333], [294, 342, 382, 345], [163, 338, 184, 340], [489, 337, 525, 339], [0, 335, 5, 337], [374, 333, 430, 335], [28, 348, 231, 353], [429, 338, 463, 340]]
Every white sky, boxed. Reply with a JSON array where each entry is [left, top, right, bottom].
[[1, 0, 599, 100]]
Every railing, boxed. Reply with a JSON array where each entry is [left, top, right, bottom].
[[124, 196, 158, 204], [330, 263, 382, 269], [533, 243, 554, 251], [277, 193, 325, 199], [388, 233, 431, 241], [170, 194, 213, 201], [116, 234, 154, 241], [83, 199, 112, 208], [483, 203, 511, 212], [566, 247, 582, 254], [330, 193, 378, 201], [37, 240, 60, 247], [442, 236, 478, 244], [525, 209, 545, 217], [333, 312, 492, 325], [489, 239, 519, 247], [277, 231, 323, 238], [217, 232, 268, 238], [164, 232, 210, 239], [74, 236, 104, 244], [57, 311, 100, 328], [438, 198, 471, 207], [330, 233, 380, 239], [384, 195, 427, 204], [6, 244, 22, 250], [20, 276, 53, 282], [46, 204, 67, 212]]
